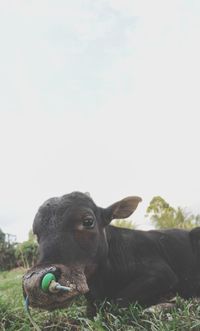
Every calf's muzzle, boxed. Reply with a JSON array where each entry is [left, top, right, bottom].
[[23, 264, 89, 310]]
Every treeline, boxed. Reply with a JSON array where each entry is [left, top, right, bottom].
[[113, 196, 200, 230], [146, 196, 200, 229], [0, 229, 38, 271], [0, 196, 199, 271]]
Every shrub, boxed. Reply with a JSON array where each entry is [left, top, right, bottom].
[[15, 238, 38, 269], [111, 219, 136, 229], [0, 229, 17, 271]]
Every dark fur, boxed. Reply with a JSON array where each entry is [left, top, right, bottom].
[[25, 192, 200, 309], [87, 226, 200, 307]]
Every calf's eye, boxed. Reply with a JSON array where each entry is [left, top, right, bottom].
[[82, 217, 95, 229]]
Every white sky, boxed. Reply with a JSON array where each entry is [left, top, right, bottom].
[[0, 0, 200, 242]]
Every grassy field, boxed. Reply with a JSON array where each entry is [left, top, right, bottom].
[[1, 269, 200, 330]]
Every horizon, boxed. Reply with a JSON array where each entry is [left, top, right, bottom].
[[1, 193, 200, 243]]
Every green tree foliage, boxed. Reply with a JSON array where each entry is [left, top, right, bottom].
[[15, 231, 38, 269], [0, 228, 5, 244], [111, 219, 136, 229], [146, 196, 200, 229], [0, 229, 16, 271], [0, 228, 38, 270]]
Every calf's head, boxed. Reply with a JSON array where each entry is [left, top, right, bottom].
[[23, 192, 141, 310]]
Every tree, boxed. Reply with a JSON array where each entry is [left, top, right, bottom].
[[0, 228, 5, 245], [146, 196, 200, 230], [15, 230, 38, 269], [111, 219, 136, 229], [0, 229, 16, 271]]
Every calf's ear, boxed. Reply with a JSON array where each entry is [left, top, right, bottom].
[[103, 196, 142, 225]]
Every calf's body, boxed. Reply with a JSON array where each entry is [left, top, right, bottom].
[[22, 192, 200, 311], [87, 226, 200, 307]]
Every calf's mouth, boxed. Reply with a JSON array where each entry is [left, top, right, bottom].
[[23, 264, 89, 310]]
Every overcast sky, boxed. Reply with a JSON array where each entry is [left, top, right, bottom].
[[0, 0, 200, 242]]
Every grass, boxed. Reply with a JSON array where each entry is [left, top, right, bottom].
[[1, 269, 200, 330]]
